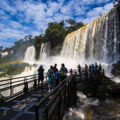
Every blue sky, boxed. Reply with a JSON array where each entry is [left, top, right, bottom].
[[0, 0, 113, 48]]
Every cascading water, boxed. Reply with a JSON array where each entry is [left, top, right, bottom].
[[39, 42, 51, 61], [24, 46, 35, 61], [61, 7, 120, 63], [64, 92, 120, 120]]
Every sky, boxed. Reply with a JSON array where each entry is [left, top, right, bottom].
[[0, 0, 114, 48]]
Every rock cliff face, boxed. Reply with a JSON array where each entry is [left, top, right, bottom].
[[61, 6, 120, 63]]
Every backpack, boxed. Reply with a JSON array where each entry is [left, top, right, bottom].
[[61, 67, 67, 76], [55, 72, 59, 79], [48, 72, 54, 82]]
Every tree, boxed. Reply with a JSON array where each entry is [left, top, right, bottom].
[[45, 21, 66, 49], [66, 19, 76, 26], [65, 19, 84, 34], [0, 46, 3, 53], [24, 35, 32, 41]]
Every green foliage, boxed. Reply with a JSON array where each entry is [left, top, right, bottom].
[[0, 72, 6, 78], [65, 19, 84, 34], [1, 35, 35, 61], [34, 19, 84, 57], [0, 19, 84, 60], [0, 55, 14, 64], [45, 22, 66, 49], [0, 63, 29, 77]]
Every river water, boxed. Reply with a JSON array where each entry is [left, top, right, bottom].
[[63, 92, 120, 120]]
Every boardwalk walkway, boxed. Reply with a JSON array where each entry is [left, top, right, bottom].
[[0, 69, 104, 120], [0, 83, 49, 120]]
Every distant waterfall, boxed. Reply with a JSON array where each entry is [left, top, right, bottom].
[[61, 7, 120, 63], [39, 42, 51, 61], [24, 46, 35, 61]]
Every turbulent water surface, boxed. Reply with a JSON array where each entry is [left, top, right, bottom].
[[63, 92, 120, 120]]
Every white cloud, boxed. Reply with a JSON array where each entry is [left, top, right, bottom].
[[76, 2, 113, 24], [0, 28, 27, 40], [0, 0, 114, 47], [0, 0, 16, 15], [9, 21, 23, 29]]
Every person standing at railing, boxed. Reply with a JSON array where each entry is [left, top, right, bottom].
[[38, 65, 44, 86], [60, 63, 68, 81], [98, 64, 102, 72], [89, 64, 92, 74], [53, 64, 58, 72], [55, 69, 59, 87], [48, 66, 55, 92], [77, 64, 81, 75], [70, 69, 73, 75], [91, 64, 95, 74], [85, 64, 88, 79]]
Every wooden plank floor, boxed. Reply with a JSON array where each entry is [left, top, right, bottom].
[[0, 84, 49, 120]]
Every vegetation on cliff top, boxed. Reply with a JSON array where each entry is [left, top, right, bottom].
[[0, 19, 84, 61]]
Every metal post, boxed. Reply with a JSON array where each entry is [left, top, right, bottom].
[[24, 77, 28, 92], [34, 75, 37, 90], [35, 106, 44, 120], [10, 77, 13, 96]]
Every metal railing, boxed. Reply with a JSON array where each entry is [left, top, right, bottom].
[[0, 68, 104, 102], [35, 75, 77, 120], [0, 73, 48, 102]]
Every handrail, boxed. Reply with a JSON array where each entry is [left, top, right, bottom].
[[34, 69, 104, 120], [35, 75, 74, 120], [0, 71, 48, 102], [36, 76, 67, 107], [0, 67, 104, 103]]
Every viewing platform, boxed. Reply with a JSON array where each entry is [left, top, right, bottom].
[[0, 70, 104, 120]]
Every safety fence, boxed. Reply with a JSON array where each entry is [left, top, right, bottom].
[[35, 75, 77, 120], [0, 73, 48, 102]]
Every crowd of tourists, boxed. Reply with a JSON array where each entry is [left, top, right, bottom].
[[77, 63, 102, 75], [38, 63, 68, 92], [38, 63, 103, 92]]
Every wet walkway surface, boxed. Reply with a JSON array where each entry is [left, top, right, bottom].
[[0, 84, 49, 120]]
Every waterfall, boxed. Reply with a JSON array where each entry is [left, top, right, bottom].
[[61, 7, 120, 63], [24, 46, 35, 61], [39, 42, 51, 61]]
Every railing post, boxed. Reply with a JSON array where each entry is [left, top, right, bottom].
[[58, 89, 62, 120], [103, 69, 105, 76], [10, 77, 13, 96], [34, 75, 37, 90], [44, 108, 48, 120], [46, 76, 47, 82], [24, 77, 28, 92], [65, 79, 68, 110], [35, 106, 44, 120]]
